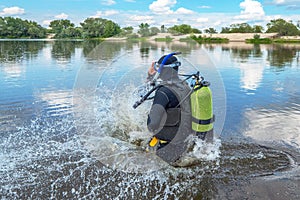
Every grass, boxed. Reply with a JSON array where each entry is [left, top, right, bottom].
[[126, 37, 147, 42], [246, 38, 273, 44], [154, 36, 173, 42], [189, 35, 229, 43], [246, 38, 300, 44], [273, 39, 300, 43]]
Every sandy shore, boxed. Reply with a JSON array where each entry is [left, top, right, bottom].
[[107, 32, 300, 42], [149, 32, 279, 42]]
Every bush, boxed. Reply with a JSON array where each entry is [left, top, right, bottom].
[[246, 38, 272, 44], [154, 36, 173, 42]]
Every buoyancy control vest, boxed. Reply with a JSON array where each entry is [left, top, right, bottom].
[[156, 79, 214, 165], [156, 80, 193, 164]]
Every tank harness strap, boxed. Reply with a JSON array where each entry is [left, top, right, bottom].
[[192, 115, 215, 125]]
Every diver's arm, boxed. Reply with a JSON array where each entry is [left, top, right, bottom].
[[147, 89, 169, 132]]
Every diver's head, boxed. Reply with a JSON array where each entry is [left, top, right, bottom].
[[157, 55, 180, 71], [156, 55, 181, 81]]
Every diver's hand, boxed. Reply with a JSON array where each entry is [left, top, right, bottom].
[[148, 62, 156, 76]]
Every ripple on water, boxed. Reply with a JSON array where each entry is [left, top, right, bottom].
[[0, 114, 293, 199]]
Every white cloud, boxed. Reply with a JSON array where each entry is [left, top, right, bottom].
[[273, 0, 286, 4], [272, 0, 300, 9], [272, 0, 300, 5], [42, 20, 52, 26], [199, 5, 211, 9], [234, 0, 265, 21], [41, 13, 69, 27], [196, 17, 209, 23], [128, 15, 155, 24], [175, 7, 194, 15], [159, 18, 178, 26], [101, 0, 116, 6], [55, 13, 68, 19], [213, 21, 222, 26], [0, 6, 25, 16], [149, 0, 177, 14], [149, 0, 194, 16], [265, 14, 282, 22], [91, 10, 119, 18]]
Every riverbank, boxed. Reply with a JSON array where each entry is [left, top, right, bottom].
[[147, 33, 289, 42], [2, 33, 299, 43], [107, 32, 300, 43]]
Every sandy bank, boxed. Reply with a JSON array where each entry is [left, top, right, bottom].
[[106, 32, 300, 42], [148, 33, 279, 42]]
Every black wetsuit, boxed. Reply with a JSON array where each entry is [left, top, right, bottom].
[[147, 86, 180, 142]]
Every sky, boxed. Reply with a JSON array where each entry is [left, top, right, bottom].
[[1, 0, 300, 31]]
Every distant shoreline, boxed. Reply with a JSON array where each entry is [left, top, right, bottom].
[[1, 33, 300, 43], [107, 32, 300, 42], [0, 38, 84, 42]]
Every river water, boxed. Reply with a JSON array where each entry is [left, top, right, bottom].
[[0, 40, 299, 199]]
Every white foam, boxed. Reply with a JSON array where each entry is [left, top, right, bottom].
[[174, 136, 222, 167]]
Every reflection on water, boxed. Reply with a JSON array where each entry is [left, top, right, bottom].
[[267, 44, 299, 68], [245, 107, 300, 148], [0, 41, 46, 62], [0, 40, 300, 199]]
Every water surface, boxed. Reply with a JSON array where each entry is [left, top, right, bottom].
[[0, 40, 299, 199]]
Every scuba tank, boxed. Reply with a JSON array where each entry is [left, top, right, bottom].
[[190, 79, 214, 140]]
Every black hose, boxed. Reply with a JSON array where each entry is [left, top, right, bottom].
[[133, 85, 163, 109]]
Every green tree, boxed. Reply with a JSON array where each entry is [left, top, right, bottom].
[[138, 23, 150, 37], [49, 19, 79, 38], [0, 17, 46, 38], [230, 23, 253, 33], [161, 25, 166, 33], [50, 20, 74, 32], [103, 20, 121, 37], [221, 23, 263, 34], [121, 26, 133, 36], [168, 24, 196, 35], [192, 28, 202, 34], [81, 18, 121, 38], [253, 25, 263, 33], [266, 18, 300, 36], [150, 27, 160, 36], [28, 26, 42, 38], [204, 28, 217, 34], [220, 27, 230, 33], [63, 27, 82, 38]]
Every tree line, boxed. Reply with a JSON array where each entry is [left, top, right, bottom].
[[0, 16, 300, 39], [133, 19, 300, 37], [0, 17, 46, 38], [220, 19, 300, 36], [0, 17, 122, 39]]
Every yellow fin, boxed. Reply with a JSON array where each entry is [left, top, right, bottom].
[[149, 137, 158, 147]]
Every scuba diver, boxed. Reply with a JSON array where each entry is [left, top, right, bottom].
[[146, 54, 191, 150], [133, 52, 214, 165]]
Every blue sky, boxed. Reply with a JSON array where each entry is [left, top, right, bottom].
[[1, 0, 300, 31]]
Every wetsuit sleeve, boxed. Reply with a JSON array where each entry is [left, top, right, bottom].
[[147, 88, 169, 132]]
